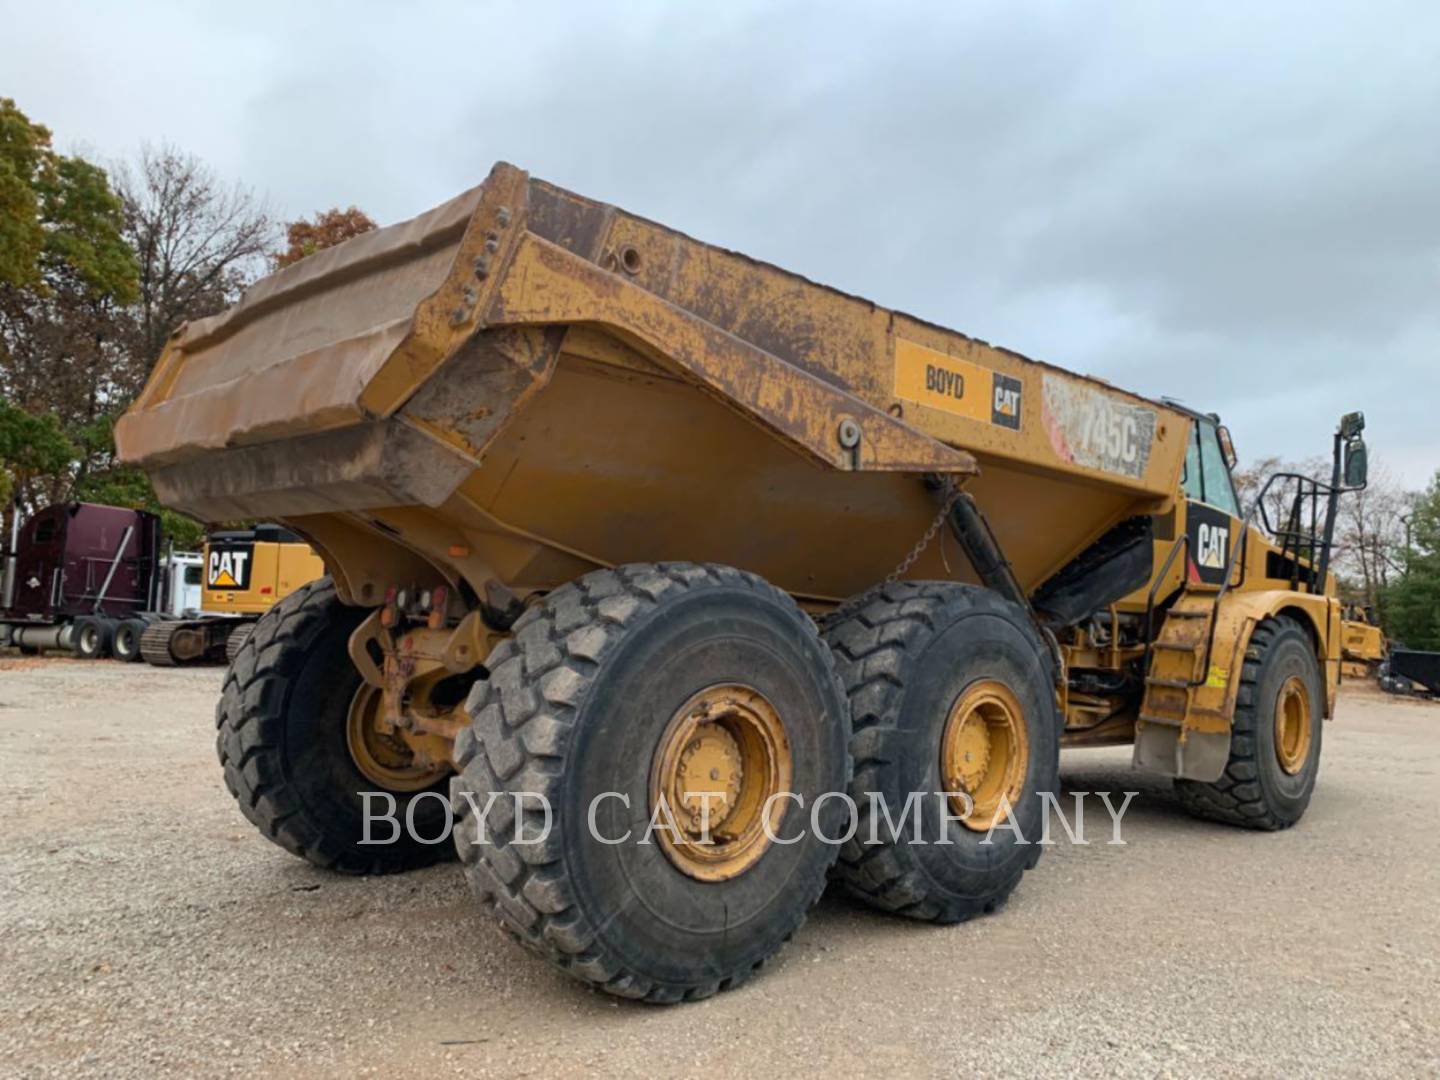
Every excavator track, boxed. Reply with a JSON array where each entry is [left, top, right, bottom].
[[139, 621, 183, 666], [140, 619, 229, 666]]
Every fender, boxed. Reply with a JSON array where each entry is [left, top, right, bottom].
[[1205, 589, 1339, 722], [1137, 587, 1339, 782]]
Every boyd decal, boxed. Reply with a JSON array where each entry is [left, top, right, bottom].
[[925, 364, 966, 400], [893, 338, 1024, 430]]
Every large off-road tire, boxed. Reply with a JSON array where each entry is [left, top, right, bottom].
[[113, 619, 146, 663], [451, 563, 850, 1003], [822, 582, 1059, 924], [224, 621, 255, 665], [216, 578, 453, 874], [73, 616, 113, 660], [1174, 617, 1324, 830]]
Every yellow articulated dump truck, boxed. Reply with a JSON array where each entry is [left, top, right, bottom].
[[139, 526, 325, 665], [115, 163, 1367, 1002]]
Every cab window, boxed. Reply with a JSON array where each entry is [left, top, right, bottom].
[[1197, 423, 1240, 516], [184, 566, 202, 586], [1182, 420, 1240, 516], [1182, 426, 1204, 503]]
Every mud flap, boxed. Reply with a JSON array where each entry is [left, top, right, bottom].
[[1133, 723, 1229, 782]]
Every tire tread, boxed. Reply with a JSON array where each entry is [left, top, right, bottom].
[[1174, 616, 1319, 831], [451, 562, 847, 1003], [822, 581, 1052, 924]]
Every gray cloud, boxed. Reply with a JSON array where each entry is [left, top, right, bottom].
[[5, 0, 1437, 483]]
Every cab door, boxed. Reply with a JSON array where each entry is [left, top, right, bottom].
[[1182, 419, 1242, 588]]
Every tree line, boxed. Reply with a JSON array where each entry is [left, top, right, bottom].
[[0, 97, 374, 547]]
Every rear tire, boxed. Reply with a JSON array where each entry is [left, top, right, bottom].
[[822, 582, 1059, 924], [113, 619, 146, 663], [224, 621, 254, 665], [451, 563, 850, 1002], [1175, 617, 1324, 830], [73, 616, 113, 660], [216, 578, 453, 873]]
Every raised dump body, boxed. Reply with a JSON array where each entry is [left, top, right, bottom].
[[116, 163, 1363, 1005], [118, 162, 1189, 609]]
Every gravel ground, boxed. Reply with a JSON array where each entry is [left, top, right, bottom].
[[1, 655, 1437, 1078]]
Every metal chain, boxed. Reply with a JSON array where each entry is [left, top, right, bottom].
[[885, 481, 961, 585], [820, 479, 961, 628]]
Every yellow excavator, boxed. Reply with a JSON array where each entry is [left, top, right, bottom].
[[139, 525, 325, 665]]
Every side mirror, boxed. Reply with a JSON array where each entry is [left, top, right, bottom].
[[1344, 437, 1368, 489], [1216, 425, 1238, 470]]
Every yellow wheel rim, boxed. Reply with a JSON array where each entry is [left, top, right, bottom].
[[1274, 675, 1313, 775], [940, 680, 1030, 832], [345, 684, 448, 792], [650, 685, 792, 882]]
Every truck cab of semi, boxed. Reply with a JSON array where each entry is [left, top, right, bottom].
[[0, 502, 165, 657]]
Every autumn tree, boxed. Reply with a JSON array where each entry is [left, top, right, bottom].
[[0, 98, 51, 290], [1, 109, 273, 546], [0, 98, 138, 536], [113, 144, 275, 383], [0, 402, 74, 508], [273, 205, 377, 269], [1335, 460, 1411, 615]]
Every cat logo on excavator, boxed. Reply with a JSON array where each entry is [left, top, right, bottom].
[[207, 545, 252, 591]]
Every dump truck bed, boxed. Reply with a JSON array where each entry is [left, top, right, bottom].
[[117, 162, 1190, 604]]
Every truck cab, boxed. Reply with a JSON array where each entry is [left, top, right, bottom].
[[164, 551, 204, 616], [1057, 406, 1366, 788], [1, 503, 165, 654]]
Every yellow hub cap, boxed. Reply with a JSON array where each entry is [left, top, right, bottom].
[[650, 685, 792, 882], [345, 684, 448, 793], [940, 680, 1030, 832], [1274, 675, 1313, 775]]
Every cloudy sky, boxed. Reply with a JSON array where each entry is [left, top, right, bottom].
[[5, 1, 1437, 485]]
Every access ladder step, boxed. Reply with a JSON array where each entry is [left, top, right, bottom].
[[1138, 712, 1184, 728], [1145, 676, 1192, 689]]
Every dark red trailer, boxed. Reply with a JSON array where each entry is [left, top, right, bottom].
[[1, 502, 164, 658]]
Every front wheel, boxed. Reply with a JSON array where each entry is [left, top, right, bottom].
[[451, 563, 850, 1002], [1175, 617, 1324, 830]]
